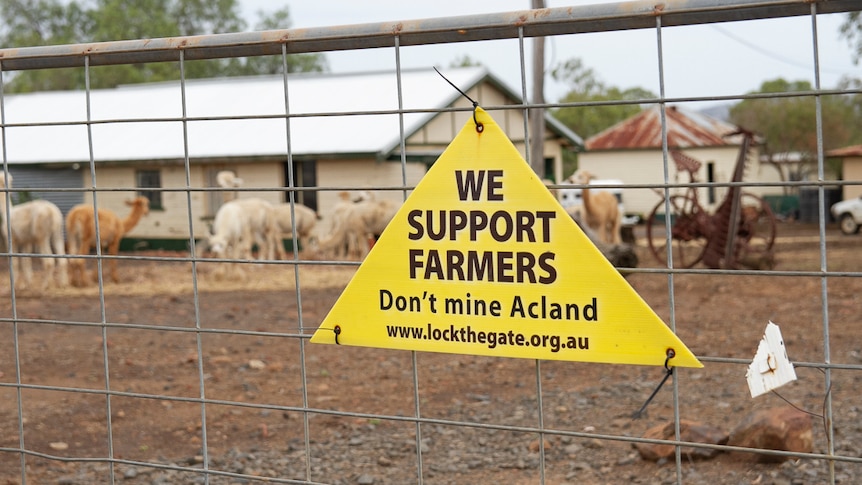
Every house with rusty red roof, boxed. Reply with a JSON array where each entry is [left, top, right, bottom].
[[574, 105, 783, 218]]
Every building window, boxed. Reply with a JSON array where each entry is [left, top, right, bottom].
[[287, 160, 317, 211], [136, 169, 163, 210], [544, 157, 555, 182], [707, 162, 716, 205]]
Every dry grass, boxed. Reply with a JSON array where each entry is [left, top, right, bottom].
[[5, 253, 359, 298]]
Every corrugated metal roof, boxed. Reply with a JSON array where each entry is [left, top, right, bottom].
[[827, 145, 862, 157], [1, 66, 580, 164], [585, 105, 743, 151]]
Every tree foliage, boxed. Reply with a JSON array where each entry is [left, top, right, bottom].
[[729, 78, 862, 181], [448, 55, 482, 68], [545, 58, 657, 178], [0, 0, 327, 92], [242, 7, 328, 76], [730, 78, 862, 153], [840, 11, 862, 65], [550, 58, 656, 141]]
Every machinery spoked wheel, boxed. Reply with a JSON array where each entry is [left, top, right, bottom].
[[646, 194, 708, 268], [730, 192, 778, 269]]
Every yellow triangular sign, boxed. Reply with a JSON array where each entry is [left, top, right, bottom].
[[311, 108, 701, 368]]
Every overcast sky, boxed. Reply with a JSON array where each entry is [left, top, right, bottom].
[[238, 1, 859, 110]]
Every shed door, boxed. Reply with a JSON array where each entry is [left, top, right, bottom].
[[286, 160, 317, 211], [5, 167, 84, 216]]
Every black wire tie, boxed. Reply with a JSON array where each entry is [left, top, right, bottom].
[[632, 348, 676, 420], [333, 325, 341, 345], [433, 67, 483, 133]]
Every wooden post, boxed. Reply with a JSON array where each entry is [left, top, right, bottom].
[[529, 0, 546, 179]]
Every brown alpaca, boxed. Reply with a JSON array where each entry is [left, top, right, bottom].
[[65, 197, 150, 286], [570, 170, 622, 245]]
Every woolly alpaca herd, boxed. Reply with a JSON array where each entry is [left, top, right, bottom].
[[203, 172, 401, 280], [0, 169, 634, 290], [0, 170, 405, 289]]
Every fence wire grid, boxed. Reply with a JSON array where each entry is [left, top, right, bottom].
[[1, 1, 862, 484]]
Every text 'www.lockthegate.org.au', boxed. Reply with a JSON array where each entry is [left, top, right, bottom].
[[385, 323, 590, 353]]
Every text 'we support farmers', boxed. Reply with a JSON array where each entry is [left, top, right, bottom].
[[406, 169, 558, 284]]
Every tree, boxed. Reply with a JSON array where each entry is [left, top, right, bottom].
[[0, 0, 327, 92], [548, 58, 657, 178], [728, 78, 862, 184], [448, 55, 482, 68], [553, 85, 655, 140], [840, 11, 862, 65], [550, 58, 656, 141], [529, 0, 546, 180], [242, 7, 328, 76]]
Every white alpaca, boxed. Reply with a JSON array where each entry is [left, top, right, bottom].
[[230, 198, 283, 261], [317, 192, 401, 260], [356, 198, 400, 240], [2, 201, 70, 290], [216, 170, 243, 203], [315, 192, 362, 259], [271, 203, 318, 255], [0, 173, 69, 290], [206, 201, 252, 279]]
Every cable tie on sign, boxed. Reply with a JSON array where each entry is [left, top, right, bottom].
[[631, 348, 675, 420], [433, 67, 483, 133], [317, 326, 342, 344]]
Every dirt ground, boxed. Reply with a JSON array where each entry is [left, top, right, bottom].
[[1, 221, 861, 484]]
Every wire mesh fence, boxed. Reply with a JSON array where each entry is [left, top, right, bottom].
[[1, 1, 862, 484]]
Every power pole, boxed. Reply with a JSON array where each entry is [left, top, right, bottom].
[[529, 0, 547, 179]]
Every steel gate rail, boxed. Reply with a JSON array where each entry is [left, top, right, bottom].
[[1, 1, 861, 484]]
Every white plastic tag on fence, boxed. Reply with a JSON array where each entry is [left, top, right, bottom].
[[746, 321, 797, 398]]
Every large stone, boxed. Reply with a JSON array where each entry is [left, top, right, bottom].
[[727, 406, 813, 462], [634, 419, 728, 461]]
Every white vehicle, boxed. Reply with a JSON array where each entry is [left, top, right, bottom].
[[558, 179, 639, 225], [831, 196, 862, 235]]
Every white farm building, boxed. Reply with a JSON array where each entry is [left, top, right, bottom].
[[0, 66, 582, 250]]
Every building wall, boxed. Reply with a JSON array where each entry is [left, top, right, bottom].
[[407, 86, 520, 148], [407, 84, 568, 184], [843, 156, 862, 201], [577, 145, 779, 218], [81, 166, 172, 239], [4, 166, 84, 216], [228, 163, 286, 204], [83, 146, 560, 246], [72, 79, 575, 246], [83, 162, 285, 242], [315, 158, 427, 233]]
